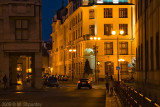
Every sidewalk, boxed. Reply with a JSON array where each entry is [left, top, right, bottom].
[[105, 90, 122, 107]]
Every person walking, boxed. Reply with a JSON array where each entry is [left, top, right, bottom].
[[109, 76, 114, 95], [3, 75, 7, 89], [105, 73, 109, 93]]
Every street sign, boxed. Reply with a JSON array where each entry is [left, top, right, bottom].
[[116, 66, 120, 70], [128, 64, 131, 68]]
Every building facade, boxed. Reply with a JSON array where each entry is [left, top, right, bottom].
[[0, 0, 42, 88], [51, 0, 136, 81], [135, 0, 160, 104]]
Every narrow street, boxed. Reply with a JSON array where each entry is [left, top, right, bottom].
[[0, 83, 106, 107]]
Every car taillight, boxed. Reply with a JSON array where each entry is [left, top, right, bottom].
[[88, 81, 90, 83], [78, 81, 80, 83]]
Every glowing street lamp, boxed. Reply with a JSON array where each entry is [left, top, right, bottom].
[[112, 30, 125, 81], [69, 48, 76, 81], [120, 30, 124, 35], [112, 31, 116, 35], [90, 36, 101, 83]]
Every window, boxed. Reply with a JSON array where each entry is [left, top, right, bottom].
[[119, 8, 128, 18], [119, 24, 128, 35], [104, 42, 113, 55], [15, 20, 28, 40], [104, 8, 112, 18], [89, 25, 95, 35], [89, 9, 94, 19], [120, 61, 128, 74], [104, 24, 113, 35], [119, 42, 128, 55]]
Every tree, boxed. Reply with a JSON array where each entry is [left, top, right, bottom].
[[84, 59, 92, 76]]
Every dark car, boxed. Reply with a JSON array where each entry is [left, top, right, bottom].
[[46, 77, 59, 87], [77, 79, 92, 89]]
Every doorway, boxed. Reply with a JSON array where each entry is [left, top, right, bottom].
[[105, 61, 114, 76]]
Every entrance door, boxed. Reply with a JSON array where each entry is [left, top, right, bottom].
[[105, 61, 114, 76]]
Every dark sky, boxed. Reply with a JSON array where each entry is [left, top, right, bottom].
[[42, 0, 68, 41]]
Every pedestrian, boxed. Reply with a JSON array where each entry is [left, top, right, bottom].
[[109, 76, 114, 95], [105, 73, 109, 93], [3, 75, 7, 89]]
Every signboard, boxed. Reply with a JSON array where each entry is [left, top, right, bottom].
[[116, 66, 120, 70], [128, 64, 131, 68], [113, 0, 119, 3]]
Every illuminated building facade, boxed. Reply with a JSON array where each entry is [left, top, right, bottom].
[[51, 0, 136, 80], [0, 0, 42, 88], [135, 0, 160, 103]]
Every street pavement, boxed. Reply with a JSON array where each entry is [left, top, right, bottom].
[[0, 82, 106, 107]]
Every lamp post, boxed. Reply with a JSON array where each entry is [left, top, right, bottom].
[[90, 36, 101, 83], [112, 30, 124, 81], [69, 49, 76, 81]]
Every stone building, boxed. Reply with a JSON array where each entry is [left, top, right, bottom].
[[135, 0, 160, 104], [51, 0, 136, 81], [0, 0, 42, 88]]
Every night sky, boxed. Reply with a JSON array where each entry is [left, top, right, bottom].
[[42, 0, 68, 41]]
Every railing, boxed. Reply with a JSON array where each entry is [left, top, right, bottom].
[[114, 82, 160, 107]]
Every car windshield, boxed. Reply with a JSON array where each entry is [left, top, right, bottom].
[[48, 77, 57, 81]]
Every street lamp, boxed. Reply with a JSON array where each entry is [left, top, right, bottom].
[[69, 49, 76, 81], [118, 59, 125, 81], [90, 36, 101, 83], [112, 30, 124, 81]]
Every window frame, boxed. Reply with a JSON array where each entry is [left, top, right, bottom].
[[104, 42, 113, 55]]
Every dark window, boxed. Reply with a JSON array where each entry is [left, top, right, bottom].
[[89, 25, 95, 35], [15, 20, 28, 40], [104, 8, 112, 18], [104, 42, 113, 55], [119, 8, 128, 18], [89, 9, 94, 19], [104, 24, 113, 35], [119, 42, 128, 55], [119, 24, 128, 35]]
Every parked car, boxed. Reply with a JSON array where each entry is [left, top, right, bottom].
[[77, 79, 92, 89], [46, 77, 59, 87], [62, 75, 69, 81]]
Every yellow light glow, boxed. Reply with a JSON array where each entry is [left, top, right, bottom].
[[16, 92, 24, 94], [118, 59, 125, 62], [90, 37, 93, 40], [17, 67, 20, 71], [98, 37, 101, 40], [112, 31, 116, 35], [69, 49, 72, 52], [73, 49, 76, 52], [28, 68, 32, 73], [120, 30, 124, 35], [17, 81, 22, 85], [94, 37, 97, 40]]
